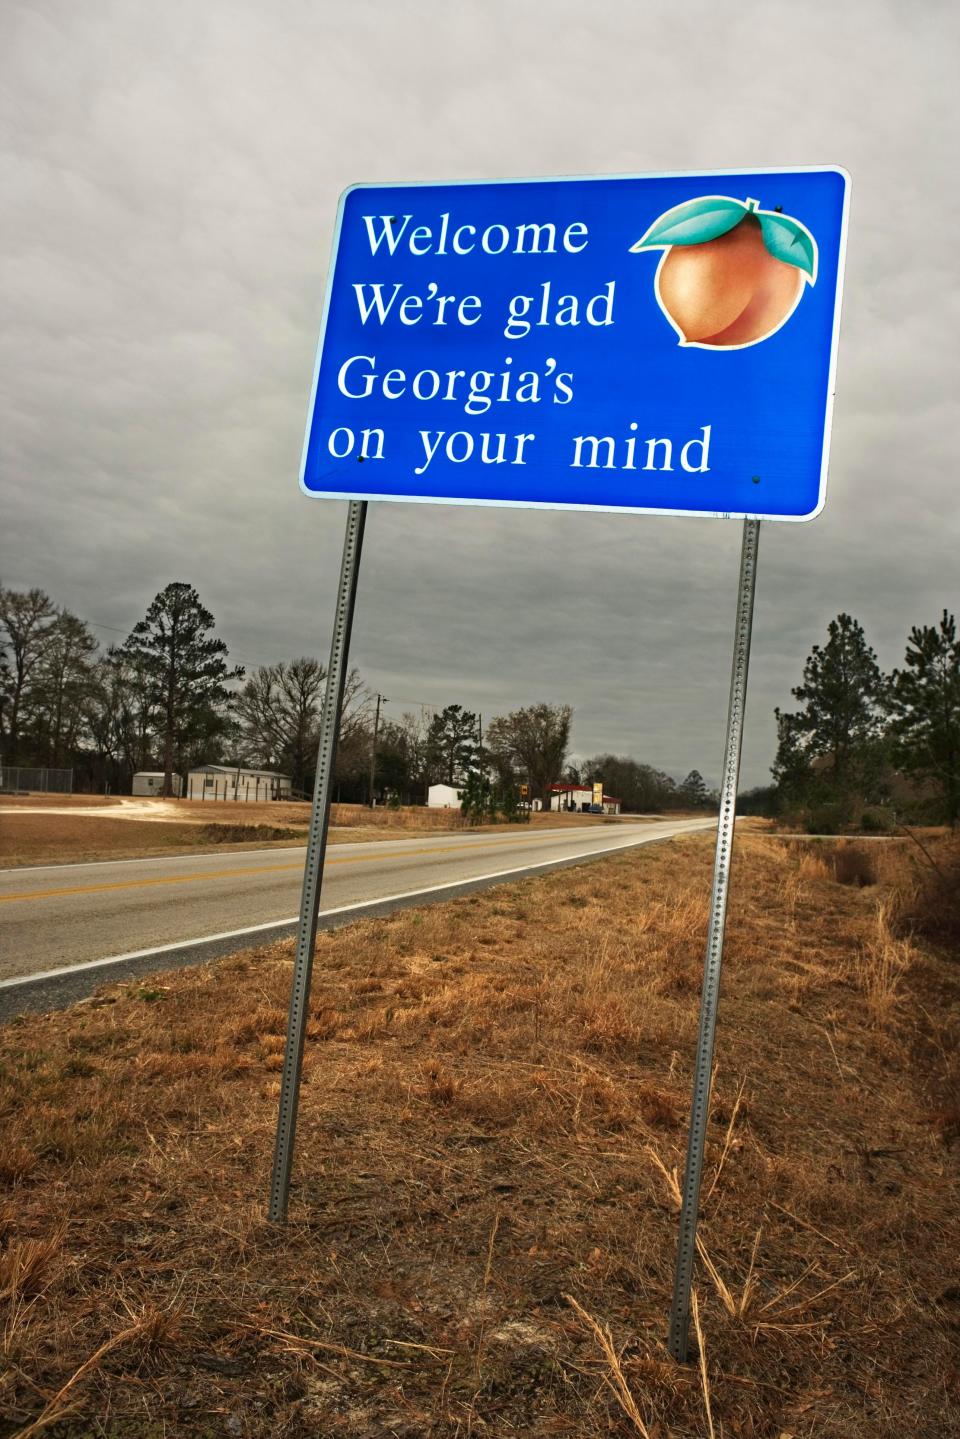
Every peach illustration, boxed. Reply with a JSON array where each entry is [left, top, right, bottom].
[[631, 196, 817, 349]]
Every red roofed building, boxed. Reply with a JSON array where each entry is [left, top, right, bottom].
[[548, 783, 621, 815]]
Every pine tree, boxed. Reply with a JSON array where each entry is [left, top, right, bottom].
[[425, 704, 479, 785], [775, 613, 885, 801], [771, 707, 810, 801], [887, 610, 960, 824], [119, 583, 242, 796], [679, 769, 709, 808]]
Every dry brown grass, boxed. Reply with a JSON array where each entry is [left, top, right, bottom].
[[0, 832, 958, 1436], [0, 814, 246, 866]]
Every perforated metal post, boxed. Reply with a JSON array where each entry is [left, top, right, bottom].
[[668, 518, 760, 1361], [268, 500, 367, 1223]]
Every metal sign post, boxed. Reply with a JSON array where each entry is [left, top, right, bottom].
[[667, 517, 760, 1361], [268, 499, 367, 1223]]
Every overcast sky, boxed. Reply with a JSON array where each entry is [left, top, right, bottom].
[[2, 0, 957, 786]]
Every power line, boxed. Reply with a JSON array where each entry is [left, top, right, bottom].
[[386, 695, 441, 711], [68, 622, 470, 711], [82, 618, 293, 673]]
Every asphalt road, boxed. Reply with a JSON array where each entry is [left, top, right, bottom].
[[0, 818, 713, 1014]]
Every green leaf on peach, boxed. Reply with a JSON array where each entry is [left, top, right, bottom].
[[758, 212, 817, 281], [630, 196, 748, 252]]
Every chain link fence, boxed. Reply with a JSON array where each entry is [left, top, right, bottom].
[[0, 766, 74, 794]]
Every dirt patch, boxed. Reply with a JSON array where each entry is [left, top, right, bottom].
[[1, 833, 958, 1436], [0, 793, 125, 808]]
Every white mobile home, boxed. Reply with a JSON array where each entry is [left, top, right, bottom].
[[187, 765, 292, 802], [132, 771, 182, 798], [427, 783, 463, 809]]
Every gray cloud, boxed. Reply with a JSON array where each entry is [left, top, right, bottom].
[[2, 0, 958, 785]]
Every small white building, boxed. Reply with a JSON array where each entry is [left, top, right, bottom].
[[427, 783, 463, 809], [549, 783, 621, 815], [132, 771, 182, 798], [187, 765, 292, 802]]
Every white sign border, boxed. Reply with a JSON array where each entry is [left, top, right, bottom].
[[298, 165, 851, 524]]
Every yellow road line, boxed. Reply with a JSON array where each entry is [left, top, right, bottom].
[[0, 831, 625, 905], [2, 861, 305, 903]]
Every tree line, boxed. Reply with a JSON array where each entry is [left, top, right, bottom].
[[0, 580, 717, 810], [748, 610, 960, 829]]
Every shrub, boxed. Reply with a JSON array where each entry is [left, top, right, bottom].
[[199, 823, 301, 843], [861, 806, 895, 833], [807, 800, 855, 835], [902, 835, 960, 945]]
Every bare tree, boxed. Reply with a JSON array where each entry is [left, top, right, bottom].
[[237, 658, 369, 797], [26, 610, 99, 766], [486, 703, 573, 810], [0, 586, 58, 765], [237, 658, 326, 794]]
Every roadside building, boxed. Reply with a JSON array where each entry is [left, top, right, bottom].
[[187, 765, 292, 802], [427, 783, 463, 809], [132, 771, 182, 798], [549, 783, 621, 815]]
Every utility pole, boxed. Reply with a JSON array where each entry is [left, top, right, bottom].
[[369, 692, 386, 806], [477, 713, 483, 781]]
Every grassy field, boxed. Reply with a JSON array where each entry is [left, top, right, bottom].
[[0, 814, 310, 867], [0, 798, 652, 868], [1, 830, 958, 1436]]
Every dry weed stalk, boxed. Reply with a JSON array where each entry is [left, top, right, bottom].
[[797, 850, 831, 884], [645, 1144, 746, 1320], [704, 1078, 746, 1202], [0, 1230, 65, 1304], [695, 1236, 736, 1318], [855, 899, 913, 1026], [777, 871, 804, 927], [690, 1289, 715, 1439], [691, 1222, 853, 1342], [644, 1145, 682, 1209], [11, 1311, 158, 1439], [234, 1320, 413, 1370], [563, 1294, 653, 1438], [694, 1230, 762, 1320], [740, 1227, 763, 1319], [483, 1208, 500, 1289], [755, 1267, 855, 1326]]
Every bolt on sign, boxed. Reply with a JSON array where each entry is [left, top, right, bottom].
[[274, 168, 850, 1366], [592, 781, 604, 808]]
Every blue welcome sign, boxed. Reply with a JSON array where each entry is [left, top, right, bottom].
[[300, 167, 849, 521]]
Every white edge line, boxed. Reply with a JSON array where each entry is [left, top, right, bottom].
[[0, 824, 710, 991]]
